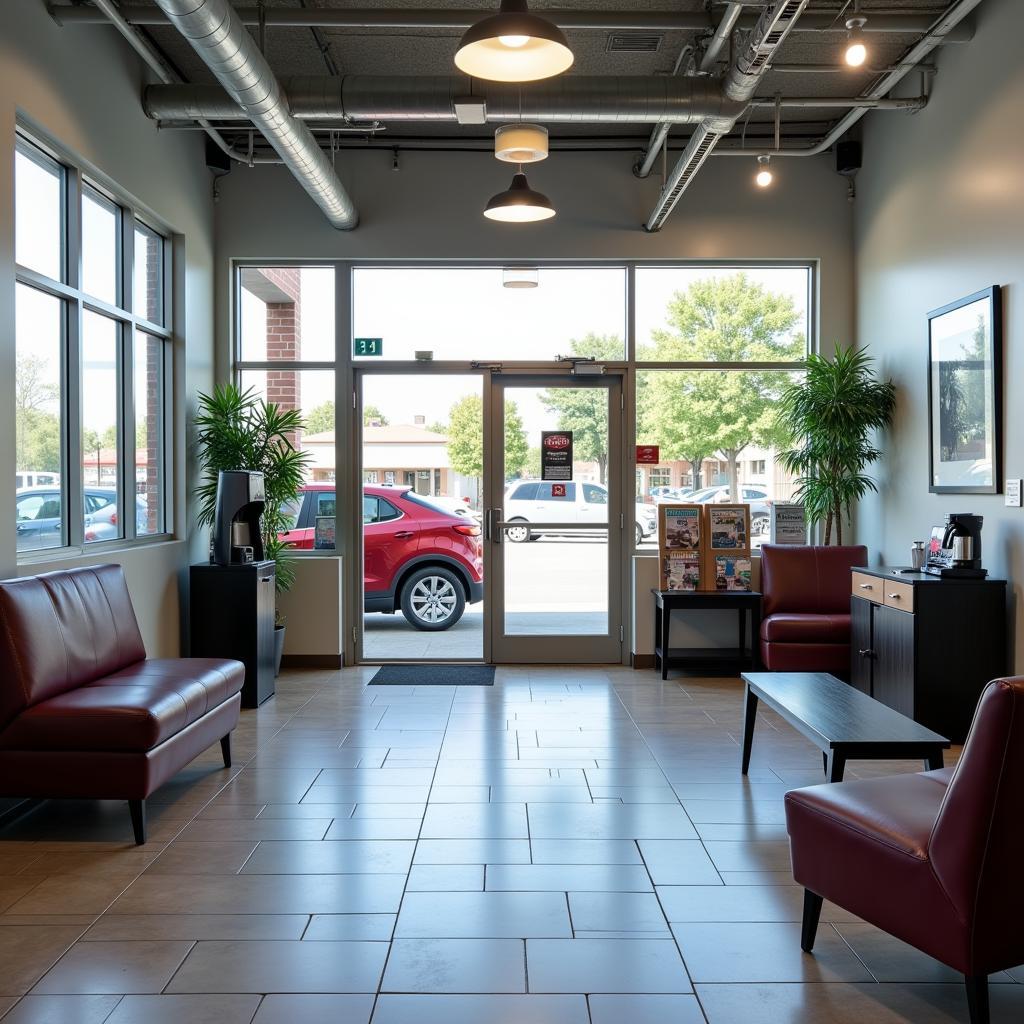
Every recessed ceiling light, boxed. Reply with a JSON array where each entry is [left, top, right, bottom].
[[483, 171, 556, 222], [455, 0, 574, 83]]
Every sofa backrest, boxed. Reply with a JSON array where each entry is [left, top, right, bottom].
[[760, 544, 868, 617], [930, 677, 1024, 969], [0, 564, 146, 731]]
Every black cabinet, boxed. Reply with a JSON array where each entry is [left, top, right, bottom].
[[850, 568, 1006, 742], [190, 561, 276, 708]]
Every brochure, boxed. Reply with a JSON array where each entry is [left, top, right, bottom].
[[770, 503, 807, 544], [714, 556, 752, 592], [708, 506, 748, 549], [661, 552, 701, 592], [659, 505, 701, 551]]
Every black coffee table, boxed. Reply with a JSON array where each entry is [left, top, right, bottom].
[[740, 671, 950, 782]]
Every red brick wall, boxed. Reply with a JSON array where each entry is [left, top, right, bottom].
[[253, 268, 302, 446]]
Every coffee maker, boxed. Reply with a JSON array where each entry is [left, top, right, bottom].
[[923, 513, 986, 578], [212, 470, 266, 565]]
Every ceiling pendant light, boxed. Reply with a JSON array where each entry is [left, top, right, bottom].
[[455, 0, 574, 83], [844, 3, 868, 67], [755, 155, 774, 188], [495, 124, 549, 163], [484, 168, 556, 222], [503, 267, 539, 288]]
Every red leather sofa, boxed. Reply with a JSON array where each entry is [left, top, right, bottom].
[[759, 544, 868, 674], [0, 565, 244, 844], [786, 676, 1024, 1024]]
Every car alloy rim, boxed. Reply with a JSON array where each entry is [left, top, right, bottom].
[[411, 576, 458, 623], [507, 525, 528, 541]]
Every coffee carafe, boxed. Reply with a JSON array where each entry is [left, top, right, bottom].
[[923, 513, 986, 578]]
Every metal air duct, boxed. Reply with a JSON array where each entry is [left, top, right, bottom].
[[151, 0, 358, 229], [143, 75, 744, 125], [645, 0, 810, 231]]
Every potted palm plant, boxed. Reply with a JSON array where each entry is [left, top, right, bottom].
[[194, 383, 310, 674], [779, 344, 896, 544]]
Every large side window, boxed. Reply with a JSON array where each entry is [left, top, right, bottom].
[[14, 133, 172, 554]]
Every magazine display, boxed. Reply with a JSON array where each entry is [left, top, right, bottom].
[[714, 556, 752, 592], [770, 503, 807, 544], [658, 505, 701, 550], [708, 506, 748, 549], [661, 552, 700, 591]]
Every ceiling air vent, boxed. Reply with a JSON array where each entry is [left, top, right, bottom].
[[606, 32, 663, 53]]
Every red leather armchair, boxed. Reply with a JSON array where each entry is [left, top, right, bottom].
[[786, 677, 1024, 1024], [759, 544, 868, 674], [0, 565, 245, 844]]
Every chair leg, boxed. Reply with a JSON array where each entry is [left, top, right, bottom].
[[801, 889, 824, 953], [128, 799, 146, 846], [220, 733, 232, 769], [965, 974, 989, 1024]]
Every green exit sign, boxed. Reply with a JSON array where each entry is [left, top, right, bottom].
[[354, 337, 383, 357]]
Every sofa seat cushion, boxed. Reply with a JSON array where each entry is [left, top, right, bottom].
[[761, 612, 851, 645], [0, 658, 244, 753]]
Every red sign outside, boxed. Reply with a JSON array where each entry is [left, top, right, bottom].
[[551, 483, 567, 498], [636, 445, 660, 464]]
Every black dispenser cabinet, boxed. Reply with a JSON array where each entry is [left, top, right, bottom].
[[190, 561, 276, 708]]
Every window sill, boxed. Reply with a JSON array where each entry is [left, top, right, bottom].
[[16, 533, 180, 567]]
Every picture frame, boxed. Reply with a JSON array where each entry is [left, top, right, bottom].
[[927, 286, 1002, 494]]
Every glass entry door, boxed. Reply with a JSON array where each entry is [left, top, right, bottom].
[[486, 375, 624, 663]]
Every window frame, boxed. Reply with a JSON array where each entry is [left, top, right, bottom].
[[14, 128, 174, 561]]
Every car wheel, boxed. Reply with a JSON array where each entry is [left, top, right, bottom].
[[505, 520, 530, 543], [753, 514, 770, 536], [635, 522, 643, 546], [400, 567, 466, 631]]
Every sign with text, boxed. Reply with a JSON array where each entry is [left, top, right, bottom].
[[354, 337, 383, 357], [636, 445, 660, 464], [541, 431, 573, 481], [551, 483, 567, 498]]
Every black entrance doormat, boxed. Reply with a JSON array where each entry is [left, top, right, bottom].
[[369, 664, 495, 686]]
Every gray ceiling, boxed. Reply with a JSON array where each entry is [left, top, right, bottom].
[[63, 1, 969, 147]]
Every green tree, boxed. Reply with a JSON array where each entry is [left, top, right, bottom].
[[15, 354, 60, 471], [645, 274, 804, 498], [82, 426, 117, 480], [540, 334, 622, 484], [305, 401, 335, 434], [363, 404, 389, 427], [446, 394, 527, 480]]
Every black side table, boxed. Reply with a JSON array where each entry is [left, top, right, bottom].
[[652, 588, 762, 680]]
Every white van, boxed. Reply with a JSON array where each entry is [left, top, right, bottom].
[[15, 471, 60, 491], [503, 480, 657, 546]]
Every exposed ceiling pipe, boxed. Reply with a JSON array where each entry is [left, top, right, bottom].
[[711, 0, 984, 157], [645, 0, 810, 232], [635, 1, 742, 180], [748, 96, 926, 109], [150, 0, 358, 229], [79, 0, 282, 166], [54, 5, 974, 38], [143, 76, 745, 124]]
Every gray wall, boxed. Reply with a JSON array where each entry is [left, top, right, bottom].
[[213, 145, 856, 375], [0, 1, 215, 656], [855, 0, 1024, 669]]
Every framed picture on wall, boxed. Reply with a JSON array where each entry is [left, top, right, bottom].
[[927, 286, 1002, 494]]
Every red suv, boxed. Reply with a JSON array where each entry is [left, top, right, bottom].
[[280, 485, 483, 631]]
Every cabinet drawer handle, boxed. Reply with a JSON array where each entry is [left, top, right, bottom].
[[859, 583, 873, 589], [887, 592, 901, 599], [259, 576, 274, 583], [858, 648, 874, 658]]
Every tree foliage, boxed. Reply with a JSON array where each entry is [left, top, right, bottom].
[[540, 334, 621, 483], [194, 383, 311, 602], [446, 394, 527, 479], [779, 344, 896, 544], [15, 354, 61, 472], [640, 274, 804, 497]]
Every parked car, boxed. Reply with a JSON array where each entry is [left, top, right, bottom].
[[86, 491, 151, 541], [15, 486, 122, 551], [649, 486, 676, 500], [688, 484, 772, 535], [280, 484, 483, 631], [15, 470, 59, 490], [503, 480, 658, 545], [427, 494, 481, 522]]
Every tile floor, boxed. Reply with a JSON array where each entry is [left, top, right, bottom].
[[0, 664, 1021, 1023]]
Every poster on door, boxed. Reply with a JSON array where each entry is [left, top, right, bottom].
[[541, 431, 573, 481]]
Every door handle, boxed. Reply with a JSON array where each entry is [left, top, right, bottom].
[[393, 530, 414, 539], [485, 508, 502, 544], [858, 648, 875, 658]]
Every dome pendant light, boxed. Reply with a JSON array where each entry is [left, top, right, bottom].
[[455, 0, 574, 83], [844, 3, 868, 67], [755, 155, 773, 188], [483, 168, 556, 223]]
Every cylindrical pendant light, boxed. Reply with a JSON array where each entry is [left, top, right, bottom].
[[503, 267, 540, 288], [455, 0, 574, 83], [483, 171, 556, 223], [495, 124, 549, 163]]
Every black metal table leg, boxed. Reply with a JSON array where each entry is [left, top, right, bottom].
[[825, 749, 847, 783], [741, 684, 759, 775]]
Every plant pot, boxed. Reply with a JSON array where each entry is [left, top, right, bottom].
[[273, 625, 285, 677]]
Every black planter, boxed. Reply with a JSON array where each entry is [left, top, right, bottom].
[[273, 625, 285, 677]]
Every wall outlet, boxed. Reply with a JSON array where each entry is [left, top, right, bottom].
[[1006, 479, 1022, 508]]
